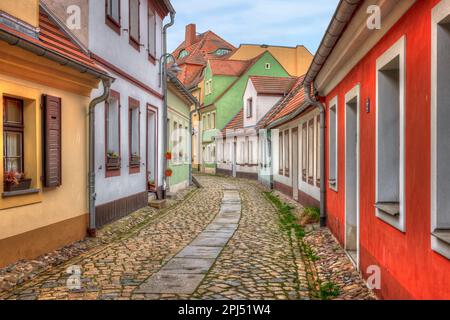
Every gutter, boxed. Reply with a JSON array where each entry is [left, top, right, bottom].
[[0, 28, 111, 81], [161, 9, 176, 199], [303, 0, 362, 227]]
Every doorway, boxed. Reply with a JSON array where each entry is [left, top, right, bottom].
[[345, 86, 360, 268], [292, 128, 299, 201], [147, 106, 158, 193]]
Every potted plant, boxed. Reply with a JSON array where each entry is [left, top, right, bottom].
[[165, 168, 173, 177], [130, 152, 141, 167], [165, 151, 172, 160], [4, 171, 32, 192], [106, 151, 121, 170]]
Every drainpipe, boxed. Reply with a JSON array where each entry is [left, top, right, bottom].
[[302, 0, 362, 227], [189, 102, 200, 186], [161, 11, 176, 199], [88, 78, 112, 237], [304, 84, 327, 228]]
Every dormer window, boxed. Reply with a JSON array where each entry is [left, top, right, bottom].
[[179, 50, 189, 59], [265, 63, 271, 70], [214, 48, 232, 56]]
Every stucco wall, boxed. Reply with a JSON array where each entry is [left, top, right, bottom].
[[215, 52, 290, 130], [0, 0, 39, 27], [0, 74, 89, 243], [89, 0, 165, 205], [230, 45, 313, 77], [323, 0, 450, 299]]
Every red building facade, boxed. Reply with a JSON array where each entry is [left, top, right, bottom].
[[314, 0, 450, 299]]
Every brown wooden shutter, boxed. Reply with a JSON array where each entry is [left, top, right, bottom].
[[42, 95, 62, 187]]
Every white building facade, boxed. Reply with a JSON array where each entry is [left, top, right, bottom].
[[216, 76, 295, 180]]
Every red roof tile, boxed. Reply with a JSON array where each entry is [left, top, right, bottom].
[[0, 7, 104, 74], [209, 59, 250, 77], [258, 76, 308, 128], [222, 109, 244, 134], [250, 76, 297, 95], [38, 11, 100, 70], [172, 30, 236, 87]]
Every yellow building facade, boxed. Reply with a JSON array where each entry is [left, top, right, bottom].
[[230, 44, 313, 77], [0, 1, 110, 267]]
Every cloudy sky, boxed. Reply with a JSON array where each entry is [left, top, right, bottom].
[[168, 0, 339, 53]]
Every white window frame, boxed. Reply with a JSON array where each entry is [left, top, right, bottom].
[[431, 0, 450, 259], [375, 35, 406, 232], [328, 96, 338, 191]]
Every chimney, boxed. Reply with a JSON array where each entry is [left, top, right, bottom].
[[185, 24, 197, 47]]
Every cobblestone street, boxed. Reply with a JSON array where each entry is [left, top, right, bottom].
[[0, 175, 374, 300]]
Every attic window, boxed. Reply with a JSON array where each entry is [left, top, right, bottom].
[[214, 48, 231, 56], [265, 63, 271, 70], [179, 50, 189, 59]]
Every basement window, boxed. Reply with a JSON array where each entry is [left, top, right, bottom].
[[329, 97, 338, 191], [375, 36, 405, 232], [431, 2, 450, 259]]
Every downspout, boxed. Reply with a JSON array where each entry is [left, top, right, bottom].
[[88, 78, 112, 236], [161, 11, 176, 199], [302, 0, 361, 227], [304, 83, 327, 227], [189, 101, 200, 186]]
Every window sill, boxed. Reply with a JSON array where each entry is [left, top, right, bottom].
[[375, 202, 404, 232], [329, 180, 338, 192], [129, 166, 141, 174], [106, 168, 121, 178], [2, 188, 40, 198], [105, 16, 121, 35], [148, 54, 156, 65], [375, 202, 400, 217], [432, 230, 450, 245], [432, 230, 450, 260], [129, 37, 141, 52]]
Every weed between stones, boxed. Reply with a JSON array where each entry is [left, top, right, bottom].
[[264, 192, 340, 300]]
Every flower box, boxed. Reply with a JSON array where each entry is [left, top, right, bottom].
[[106, 156, 121, 170], [130, 155, 141, 167], [4, 178, 32, 192]]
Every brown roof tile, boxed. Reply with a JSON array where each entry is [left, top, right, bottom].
[[222, 109, 244, 133], [250, 76, 297, 95], [258, 76, 308, 128], [209, 59, 250, 77]]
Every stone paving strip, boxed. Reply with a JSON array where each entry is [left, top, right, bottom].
[[135, 187, 241, 295]]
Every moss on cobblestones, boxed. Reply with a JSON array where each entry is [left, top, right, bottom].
[[263, 192, 342, 300]]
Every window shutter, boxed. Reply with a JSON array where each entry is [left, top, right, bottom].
[[42, 95, 62, 187]]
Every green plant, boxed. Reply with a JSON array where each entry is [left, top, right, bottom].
[[107, 151, 119, 158], [4, 171, 24, 185], [319, 281, 340, 300], [304, 207, 320, 222]]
